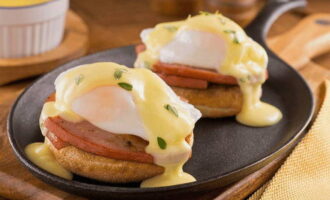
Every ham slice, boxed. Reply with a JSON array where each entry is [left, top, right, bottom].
[[153, 62, 238, 85], [135, 44, 238, 87], [157, 73, 208, 89], [46, 131, 68, 149], [45, 116, 154, 164]]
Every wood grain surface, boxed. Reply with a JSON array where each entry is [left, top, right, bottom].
[[0, 0, 329, 199], [268, 13, 330, 70]]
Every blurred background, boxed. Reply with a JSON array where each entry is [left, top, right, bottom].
[[70, 0, 329, 52]]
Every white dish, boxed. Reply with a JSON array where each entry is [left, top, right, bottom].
[[0, 0, 69, 58]]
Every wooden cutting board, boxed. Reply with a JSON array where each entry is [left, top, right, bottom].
[[0, 12, 329, 200]]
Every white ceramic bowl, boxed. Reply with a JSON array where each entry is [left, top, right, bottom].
[[0, 0, 69, 58]]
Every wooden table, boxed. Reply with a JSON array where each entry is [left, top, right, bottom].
[[0, 0, 329, 199]]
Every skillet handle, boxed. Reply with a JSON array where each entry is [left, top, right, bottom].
[[245, 0, 307, 46], [268, 13, 330, 69]]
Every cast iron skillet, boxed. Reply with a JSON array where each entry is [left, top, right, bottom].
[[8, 0, 313, 199]]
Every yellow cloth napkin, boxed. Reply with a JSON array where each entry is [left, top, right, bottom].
[[249, 80, 330, 200]]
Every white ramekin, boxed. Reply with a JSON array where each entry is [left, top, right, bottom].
[[0, 0, 69, 58]]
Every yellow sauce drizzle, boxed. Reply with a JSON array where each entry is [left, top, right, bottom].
[[141, 164, 194, 187], [135, 13, 282, 127], [24, 102, 72, 180], [0, 0, 50, 7], [237, 83, 282, 126], [30, 62, 199, 187], [25, 141, 72, 180]]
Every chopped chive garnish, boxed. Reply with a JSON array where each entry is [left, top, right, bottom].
[[75, 74, 84, 85], [223, 30, 235, 34], [118, 82, 133, 91], [114, 68, 126, 80], [233, 36, 240, 44], [157, 137, 167, 150], [164, 104, 179, 117], [199, 11, 212, 16], [164, 26, 178, 32], [223, 30, 240, 44], [144, 61, 151, 69]]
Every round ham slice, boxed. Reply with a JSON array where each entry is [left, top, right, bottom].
[[45, 116, 154, 164]]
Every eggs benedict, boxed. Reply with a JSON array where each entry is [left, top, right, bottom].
[[134, 12, 282, 127], [25, 62, 201, 187]]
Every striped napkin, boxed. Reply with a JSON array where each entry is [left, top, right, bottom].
[[249, 80, 330, 200]]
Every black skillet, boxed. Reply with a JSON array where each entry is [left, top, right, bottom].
[[7, 0, 313, 199]]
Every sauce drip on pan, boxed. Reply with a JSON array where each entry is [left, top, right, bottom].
[[25, 141, 72, 180]]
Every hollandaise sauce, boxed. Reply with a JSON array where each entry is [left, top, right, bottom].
[[27, 62, 200, 187], [25, 141, 72, 180], [134, 13, 282, 127], [25, 102, 72, 180], [0, 0, 50, 7]]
